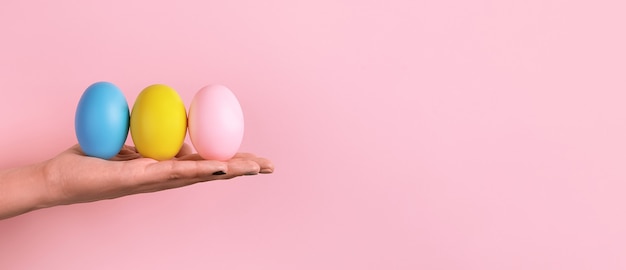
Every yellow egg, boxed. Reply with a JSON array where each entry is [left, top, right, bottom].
[[130, 84, 187, 160]]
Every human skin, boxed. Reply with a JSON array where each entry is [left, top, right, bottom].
[[0, 144, 274, 220]]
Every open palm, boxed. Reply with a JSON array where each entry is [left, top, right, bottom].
[[43, 144, 274, 206]]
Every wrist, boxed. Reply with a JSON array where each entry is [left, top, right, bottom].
[[0, 162, 56, 219]]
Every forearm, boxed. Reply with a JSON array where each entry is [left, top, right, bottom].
[[0, 162, 54, 220]]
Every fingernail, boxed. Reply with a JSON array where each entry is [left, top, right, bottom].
[[260, 168, 273, 174], [212, 171, 226, 175]]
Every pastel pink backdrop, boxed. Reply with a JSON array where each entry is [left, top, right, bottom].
[[1, 0, 625, 269]]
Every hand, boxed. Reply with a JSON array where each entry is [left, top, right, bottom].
[[0, 144, 274, 219]]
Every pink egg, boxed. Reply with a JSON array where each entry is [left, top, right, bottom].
[[188, 84, 244, 161]]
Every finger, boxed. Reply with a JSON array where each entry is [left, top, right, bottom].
[[212, 159, 261, 180], [256, 157, 274, 173], [235, 157, 273, 173], [176, 143, 193, 158], [107, 145, 142, 161], [232, 152, 257, 159], [178, 152, 256, 161], [110, 152, 142, 161], [231, 153, 274, 173], [116, 147, 139, 156], [139, 159, 229, 184], [116, 149, 136, 156], [179, 152, 274, 173], [176, 153, 204, 161], [122, 145, 138, 152]]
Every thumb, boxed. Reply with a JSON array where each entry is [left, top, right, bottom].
[[139, 159, 228, 183]]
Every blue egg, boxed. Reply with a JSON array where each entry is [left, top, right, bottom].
[[75, 82, 129, 159]]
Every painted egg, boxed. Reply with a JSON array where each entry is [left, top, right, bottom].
[[75, 81, 130, 159], [130, 84, 187, 160], [188, 84, 244, 161]]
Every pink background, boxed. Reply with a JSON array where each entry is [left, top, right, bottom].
[[1, 0, 625, 269]]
